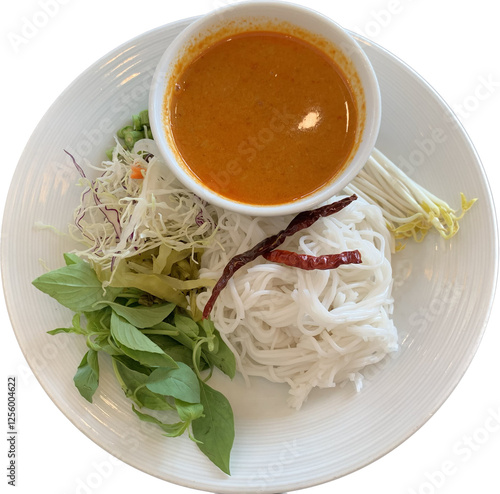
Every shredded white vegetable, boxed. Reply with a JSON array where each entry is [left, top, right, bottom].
[[68, 139, 218, 272]]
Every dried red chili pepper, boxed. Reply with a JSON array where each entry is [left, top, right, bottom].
[[262, 249, 362, 270], [202, 194, 357, 319]]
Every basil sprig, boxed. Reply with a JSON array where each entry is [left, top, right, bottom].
[[33, 255, 236, 474]]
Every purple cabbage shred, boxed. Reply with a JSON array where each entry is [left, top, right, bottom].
[[64, 149, 122, 240]]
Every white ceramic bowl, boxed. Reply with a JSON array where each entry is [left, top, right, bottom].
[[149, 0, 381, 216]]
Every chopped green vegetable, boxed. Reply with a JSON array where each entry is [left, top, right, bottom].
[[123, 129, 144, 150], [132, 114, 142, 131], [138, 109, 149, 127], [117, 125, 133, 139], [113, 110, 151, 152]]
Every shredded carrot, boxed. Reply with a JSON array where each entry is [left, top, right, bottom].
[[130, 165, 144, 179]]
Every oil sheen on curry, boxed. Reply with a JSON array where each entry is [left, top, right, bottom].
[[168, 31, 358, 205]]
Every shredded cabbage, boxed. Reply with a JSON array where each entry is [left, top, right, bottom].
[[68, 139, 219, 276]]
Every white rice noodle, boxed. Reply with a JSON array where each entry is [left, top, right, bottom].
[[197, 196, 398, 409]]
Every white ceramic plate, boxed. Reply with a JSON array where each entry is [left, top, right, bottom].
[[2, 18, 497, 494]]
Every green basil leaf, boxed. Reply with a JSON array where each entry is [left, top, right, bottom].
[[112, 359, 172, 411], [112, 355, 152, 375], [84, 307, 112, 333], [203, 329, 236, 379], [47, 327, 77, 335], [174, 312, 199, 338], [146, 362, 200, 403], [48, 317, 81, 335], [148, 335, 201, 369], [192, 381, 234, 475], [132, 405, 188, 437], [50, 313, 86, 336], [88, 334, 120, 355], [138, 392, 173, 413], [97, 301, 175, 328], [153, 322, 195, 350], [198, 318, 215, 340], [110, 312, 177, 367], [175, 399, 204, 422], [73, 350, 99, 403], [63, 252, 84, 266], [118, 346, 178, 368], [32, 261, 120, 312]]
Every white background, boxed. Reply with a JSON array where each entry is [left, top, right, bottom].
[[1, 1, 499, 493]]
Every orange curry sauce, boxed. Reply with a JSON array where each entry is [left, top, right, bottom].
[[169, 31, 358, 205]]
